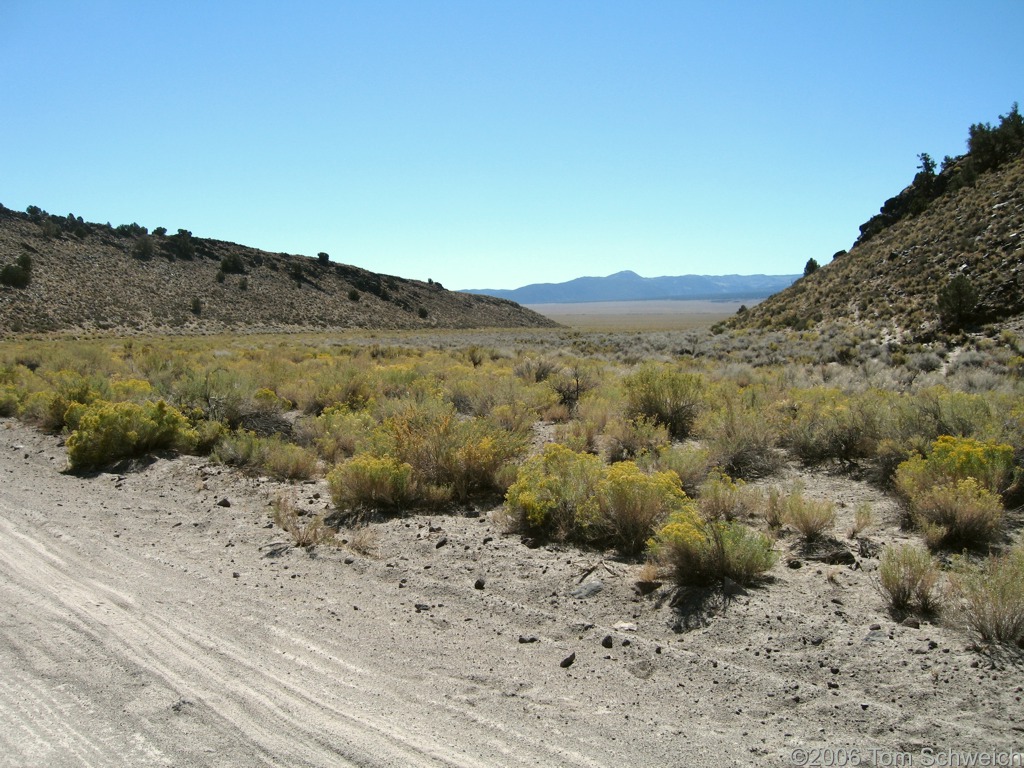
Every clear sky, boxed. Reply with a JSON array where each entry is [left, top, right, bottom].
[[1, 1, 1021, 291]]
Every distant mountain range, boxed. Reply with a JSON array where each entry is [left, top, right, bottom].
[[464, 271, 800, 304]]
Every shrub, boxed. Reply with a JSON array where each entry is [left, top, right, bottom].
[[503, 443, 604, 541], [909, 479, 1003, 550], [212, 431, 317, 480], [895, 436, 1012, 548], [698, 402, 782, 479], [603, 415, 669, 463], [696, 473, 763, 522], [367, 398, 526, 502], [653, 444, 712, 497], [549, 362, 597, 409], [132, 235, 155, 260], [594, 462, 691, 555], [65, 400, 198, 470], [768, 483, 835, 541], [650, 515, 776, 586], [937, 274, 978, 331], [623, 363, 704, 438], [1, 264, 30, 288], [301, 406, 374, 464], [327, 454, 416, 510], [220, 253, 246, 274], [951, 546, 1024, 647], [878, 544, 943, 614], [896, 436, 1015, 496], [780, 388, 877, 467]]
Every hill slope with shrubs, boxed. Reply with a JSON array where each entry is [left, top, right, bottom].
[[0, 205, 558, 336], [732, 106, 1024, 336]]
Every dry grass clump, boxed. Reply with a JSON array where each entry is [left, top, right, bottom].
[[847, 502, 875, 538], [272, 496, 336, 549], [767, 483, 836, 541], [877, 544, 943, 614], [951, 546, 1024, 647]]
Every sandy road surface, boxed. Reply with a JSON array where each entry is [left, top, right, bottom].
[[1, 418, 1022, 767]]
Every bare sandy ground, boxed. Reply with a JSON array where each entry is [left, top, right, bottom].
[[525, 300, 751, 330], [1, 417, 1022, 767]]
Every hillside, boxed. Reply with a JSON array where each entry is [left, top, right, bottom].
[[466, 270, 799, 304], [732, 112, 1024, 336], [0, 205, 558, 336]]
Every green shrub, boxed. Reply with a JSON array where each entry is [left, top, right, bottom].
[[212, 430, 317, 480], [780, 388, 877, 466], [952, 546, 1024, 647], [895, 436, 1012, 548], [878, 544, 943, 614], [604, 415, 669, 463], [623, 363, 704, 438], [65, 400, 198, 470], [367, 398, 526, 502], [650, 514, 776, 586], [653, 444, 712, 497], [0, 384, 20, 417], [696, 473, 763, 522], [896, 435, 1014, 496], [0, 263, 31, 288], [698, 402, 782, 479], [504, 443, 604, 541], [328, 454, 416, 510], [594, 461, 691, 555]]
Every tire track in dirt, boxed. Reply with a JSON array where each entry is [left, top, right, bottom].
[[0, 463, 611, 767]]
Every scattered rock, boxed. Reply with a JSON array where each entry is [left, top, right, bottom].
[[435, 536, 448, 549], [519, 635, 539, 644], [901, 617, 921, 629], [601, 635, 614, 648], [613, 621, 637, 632], [474, 578, 486, 590], [344, 555, 355, 565], [869, 623, 882, 631], [560, 652, 576, 668], [788, 559, 803, 569], [571, 580, 604, 599]]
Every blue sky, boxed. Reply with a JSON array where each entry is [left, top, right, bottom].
[[1, 2, 1021, 291]]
